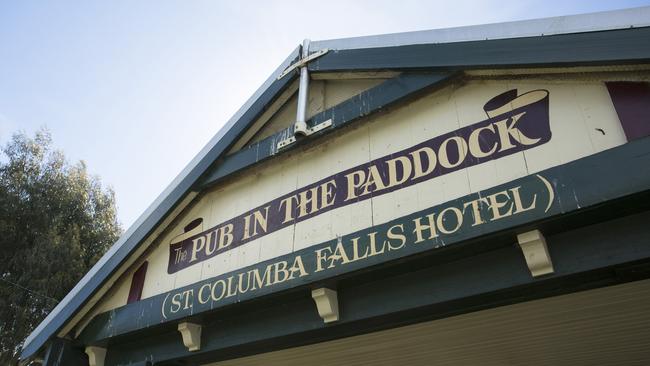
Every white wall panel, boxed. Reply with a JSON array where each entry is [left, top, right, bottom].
[[84, 75, 632, 320]]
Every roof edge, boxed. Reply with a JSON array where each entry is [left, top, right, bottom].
[[20, 4, 650, 362], [311, 6, 650, 51], [20, 46, 301, 361]]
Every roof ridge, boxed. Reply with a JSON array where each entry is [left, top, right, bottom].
[[311, 6, 650, 51]]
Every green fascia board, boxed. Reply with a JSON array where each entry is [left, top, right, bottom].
[[80, 136, 650, 345], [310, 27, 650, 72]]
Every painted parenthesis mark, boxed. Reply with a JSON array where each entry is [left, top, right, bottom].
[[161, 293, 170, 320], [536, 174, 555, 213]]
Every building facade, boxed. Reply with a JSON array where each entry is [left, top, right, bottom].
[[21, 7, 650, 366]]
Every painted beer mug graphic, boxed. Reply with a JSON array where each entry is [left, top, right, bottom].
[[167, 89, 552, 274], [484, 89, 550, 119], [476, 88, 551, 158]]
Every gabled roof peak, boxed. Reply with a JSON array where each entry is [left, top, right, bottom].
[[20, 5, 650, 362]]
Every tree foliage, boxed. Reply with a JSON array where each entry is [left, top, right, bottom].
[[0, 130, 122, 365]]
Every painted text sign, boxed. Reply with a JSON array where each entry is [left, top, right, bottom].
[[79, 137, 650, 344], [162, 173, 555, 319], [168, 89, 551, 273]]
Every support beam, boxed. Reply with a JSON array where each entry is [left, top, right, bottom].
[[517, 230, 554, 277], [199, 72, 454, 188], [178, 322, 202, 351], [85, 346, 106, 366], [293, 39, 311, 136], [40, 338, 87, 366], [312, 288, 339, 323]]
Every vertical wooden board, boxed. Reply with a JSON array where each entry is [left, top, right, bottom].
[[295, 122, 370, 178], [229, 158, 303, 273], [324, 79, 386, 110], [329, 200, 374, 238], [198, 221, 225, 279], [204, 174, 254, 278], [367, 86, 424, 224], [252, 159, 300, 262], [427, 86, 473, 203], [293, 124, 372, 251], [173, 259, 204, 289], [454, 81, 514, 193], [201, 149, 304, 277], [399, 86, 467, 212], [490, 79, 532, 186], [93, 271, 131, 311], [236, 240, 262, 269], [371, 184, 418, 225], [200, 179, 251, 280], [141, 242, 175, 298], [108, 273, 131, 306], [247, 80, 326, 145], [208, 174, 254, 225], [205, 249, 237, 280], [493, 153, 530, 185], [367, 109, 414, 223], [292, 212, 333, 252], [367, 112, 414, 158], [258, 227, 295, 262], [74, 274, 132, 337], [484, 80, 529, 189], [308, 80, 326, 118], [515, 82, 596, 174], [572, 82, 627, 152], [438, 169, 472, 204], [253, 96, 298, 143]]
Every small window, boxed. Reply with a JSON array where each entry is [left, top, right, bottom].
[[606, 82, 650, 141], [127, 261, 148, 304]]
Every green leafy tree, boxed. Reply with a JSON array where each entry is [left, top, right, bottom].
[[0, 130, 122, 365]]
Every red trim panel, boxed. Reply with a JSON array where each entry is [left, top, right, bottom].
[[606, 81, 650, 141]]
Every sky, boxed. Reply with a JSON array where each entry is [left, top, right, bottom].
[[1, 0, 649, 229]]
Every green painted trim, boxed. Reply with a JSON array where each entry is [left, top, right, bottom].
[[81, 136, 650, 345], [199, 72, 454, 188], [42, 338, 86, 366], [106, 209, 650, 366], [310, 27, 650, 72]]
